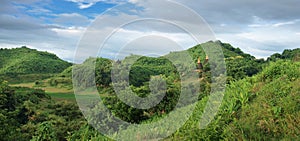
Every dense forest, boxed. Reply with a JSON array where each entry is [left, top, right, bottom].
[[0, 41, 299, 140]]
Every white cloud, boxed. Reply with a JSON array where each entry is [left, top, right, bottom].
[[273, 21, 295, 27], [217, 23, 300, 59], [272, 19, 300, 27], [249, 19, 300, 28], [52, 26, 86, 38], [79, 3, 94, 9], [65, 0, 128, 9]]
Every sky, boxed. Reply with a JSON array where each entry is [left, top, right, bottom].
[[0, 0, 300, 62]]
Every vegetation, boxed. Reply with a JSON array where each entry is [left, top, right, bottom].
[[0, 42, 299, 140]]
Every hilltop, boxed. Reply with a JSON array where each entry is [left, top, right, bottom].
[[0, 46, 72, 75], [167, 41, 263, 80]]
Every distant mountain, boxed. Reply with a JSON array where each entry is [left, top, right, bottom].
[[0, 46, 72, 75]]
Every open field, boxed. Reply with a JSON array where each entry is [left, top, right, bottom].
[[11, 82, 75, 101], [10, 82, 113, 102], [47, 92, 76, 101]]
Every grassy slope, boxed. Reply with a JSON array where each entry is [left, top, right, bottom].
[[167, 60, 300, 140]]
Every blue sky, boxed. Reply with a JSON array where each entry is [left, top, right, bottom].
[[1, 0, 300, 62], [22, 0, 116, 20]]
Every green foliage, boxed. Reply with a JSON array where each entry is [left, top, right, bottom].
[[95, 58, 113, 87], [129, 56, 177, 87], [101, 76, 181, 124], [259, 60, 300, 82], [226, 57, 262, 80], [31, 121, 58, 141], [66, 123, 111, 141], [58, 66, 72, 78], [48, 77, 72, 88]]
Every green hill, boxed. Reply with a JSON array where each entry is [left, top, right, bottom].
[[0, 46, 72, 75], [165, 41, 263, 80], [186, 40, 255, 59]]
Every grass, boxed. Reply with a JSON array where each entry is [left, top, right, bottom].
[[11, 82, 76, 102], [47, 92, 76, 101]]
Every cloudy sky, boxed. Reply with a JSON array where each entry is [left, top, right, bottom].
[[1, 0, 300, 62]]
